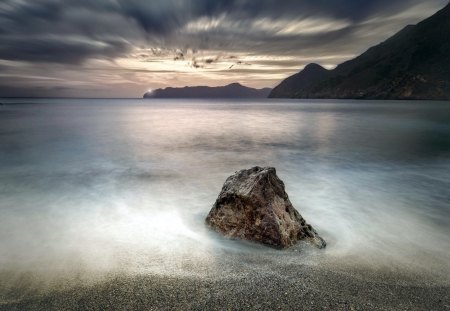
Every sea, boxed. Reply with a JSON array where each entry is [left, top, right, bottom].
[[0, 98, 449, 282]]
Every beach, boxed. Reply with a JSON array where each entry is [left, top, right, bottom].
[[2, 247, 449, 310], [0, 99, 449, 310]]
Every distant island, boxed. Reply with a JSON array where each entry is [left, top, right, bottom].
[[269, 3, 450, 100], [144, 83, 271, 98]]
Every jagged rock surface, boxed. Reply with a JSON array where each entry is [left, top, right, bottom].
[[206, 167, 326, 249]]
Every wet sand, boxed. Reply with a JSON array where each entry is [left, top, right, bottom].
[[1, 270, 449, 310], [1, 246, 449, 311]]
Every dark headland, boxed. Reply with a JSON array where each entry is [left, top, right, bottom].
[[269, 3, 450, 100], [144, 83, 271, 98]]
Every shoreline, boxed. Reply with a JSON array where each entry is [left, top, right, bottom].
[[1, 264, 449, 311], [1, 246, 449, 311]]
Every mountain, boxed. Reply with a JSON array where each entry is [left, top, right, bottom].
[[269, 3, 450, 100], [268, 63, 330, 98], [144, 83, 272, 98]]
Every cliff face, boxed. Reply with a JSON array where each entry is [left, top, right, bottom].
[[144, 83, 271, 98], [269, 3, 450, 100]]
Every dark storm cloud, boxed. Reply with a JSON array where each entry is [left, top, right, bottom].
[[0, 0, 445, 64], [117, 0, 435, 30], [207, 0, 410, 20], [0, 36, 129, 64]]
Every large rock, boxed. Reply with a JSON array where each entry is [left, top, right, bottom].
[[206, 167, 326, 249]]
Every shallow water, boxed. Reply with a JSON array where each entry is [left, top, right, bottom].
[[0, 98, 449, 283]]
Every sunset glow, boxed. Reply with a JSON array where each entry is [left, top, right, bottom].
[[0, 0, 447, 97]]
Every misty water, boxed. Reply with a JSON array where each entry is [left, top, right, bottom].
[[0, 99, 449, 285]]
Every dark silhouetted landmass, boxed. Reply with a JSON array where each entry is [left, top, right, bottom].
[[268, 63, 330, 98], [269, 3, 450, 100], [144, 83, 271, 98]]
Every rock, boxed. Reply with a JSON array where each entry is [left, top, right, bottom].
[[206, 166, 326, 249]]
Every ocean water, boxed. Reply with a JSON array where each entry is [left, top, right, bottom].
[[0, 98, 449, 283]]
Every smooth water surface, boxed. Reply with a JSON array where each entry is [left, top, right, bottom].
[[0, 98, 449, 281]]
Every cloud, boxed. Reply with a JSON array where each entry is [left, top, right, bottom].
[[0, 36, 130, 64], [0, 0, 447, 96]]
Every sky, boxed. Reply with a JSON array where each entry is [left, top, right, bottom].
[[0, 0, 448, 98]]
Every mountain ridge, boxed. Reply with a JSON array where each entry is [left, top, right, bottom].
[[144, 83, 271, 98], [269, 3, 450, 100]]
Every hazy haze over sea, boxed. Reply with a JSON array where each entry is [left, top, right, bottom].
[[0, 99, 449, 287]]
